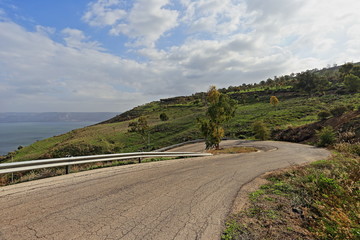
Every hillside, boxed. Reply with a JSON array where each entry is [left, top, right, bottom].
[[2, 63, 360, 163]]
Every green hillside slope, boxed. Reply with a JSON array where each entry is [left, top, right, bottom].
[[3, 63, 360, 163]]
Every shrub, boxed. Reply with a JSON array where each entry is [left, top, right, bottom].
[[346, 104, 355, 111], [330, 105, 347, 117], [318, 110, 331, 120], [344, 73, 360, 92], [316, 126, 337, 147], [252, 121, 270, 140], [159, 112, 169, 121], [270, 96, 279, 107]]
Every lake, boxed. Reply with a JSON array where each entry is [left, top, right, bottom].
[[0, 122, 96, 156]]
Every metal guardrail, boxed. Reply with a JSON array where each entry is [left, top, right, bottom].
[[0, 152, 212, 175]]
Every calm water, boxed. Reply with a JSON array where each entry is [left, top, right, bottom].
[[0, 122, 96, 156]]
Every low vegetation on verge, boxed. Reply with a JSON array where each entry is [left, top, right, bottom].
[[222, 144, 360, 240]]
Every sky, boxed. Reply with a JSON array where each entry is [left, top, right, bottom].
[[0, 0, 359, 112]]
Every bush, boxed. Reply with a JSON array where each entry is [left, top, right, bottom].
[[252, 121, 270, 140], [318, 110, 331, 120], [316, 126, 337, 147], [330, 105, 347, 117], [344, 73, 360, 92], [159, 112, 169, 121]]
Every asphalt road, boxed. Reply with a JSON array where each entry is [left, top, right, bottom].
[[0, 140, 330, 240]]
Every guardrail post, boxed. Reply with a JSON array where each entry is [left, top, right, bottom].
[[138, 158, 141, 163], [66, 165, 70, 174]]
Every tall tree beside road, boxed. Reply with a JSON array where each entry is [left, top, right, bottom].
[[198, 86, 236, 149]]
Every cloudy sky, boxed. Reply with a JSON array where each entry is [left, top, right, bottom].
[[1, 0, 359, 112]]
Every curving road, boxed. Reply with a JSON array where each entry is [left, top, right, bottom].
[[0, 141, 330, 240]]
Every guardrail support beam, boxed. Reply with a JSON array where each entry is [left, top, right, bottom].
[[138, 158, 142, 163], [66, 165, 70, 174]]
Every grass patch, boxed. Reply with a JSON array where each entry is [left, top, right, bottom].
[[222, 148, 360, 240]]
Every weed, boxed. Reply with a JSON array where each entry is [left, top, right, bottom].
[[221, 220, 246, 240], [249, 189, 265, 201], [316, 126, 337, 147]]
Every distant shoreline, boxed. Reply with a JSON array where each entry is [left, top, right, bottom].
[[0, 121, 98, 156], [0, 112, 118, 123]]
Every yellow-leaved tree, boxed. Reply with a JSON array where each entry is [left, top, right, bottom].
[[270, 96, 279, 107]]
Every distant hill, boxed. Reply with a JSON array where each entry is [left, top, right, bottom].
[[0, 112, 118, 123]]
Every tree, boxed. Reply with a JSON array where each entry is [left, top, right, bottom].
[[128, 116, 149, 142], [339, 62, 354, 79], [270, 96, 279, 107], [344, 74, 360, 92], [198, 86, 236, 149], [350, 65, 360, 78], [252, 121, 270, 140], [295, 71, 329, 94], [159, 112, 169, 121]]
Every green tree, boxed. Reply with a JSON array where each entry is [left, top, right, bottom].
[[269, 96, 279, 107], [159, 112, 169, 121], [252, 121, 270, 140], [344, 74, 360, 92], [339, 62, 353, 79], [198, 86, 236, 149], [350, 65, 360, 78], [295, 71, 329, 94], [128, 116, 149, 142]]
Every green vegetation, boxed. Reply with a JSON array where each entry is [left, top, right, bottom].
[[316, 126, 337, 147], [128, 116, 150, 149], [251, 120, 270, 140], [330, 105, 348, 117], [222, 145, 360, 240], [159, 112, 169, 121], [197, 86, 236, 149], [318, 110, 331, 120], [344, 74, 360, 92]]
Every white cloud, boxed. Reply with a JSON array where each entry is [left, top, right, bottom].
[[83, 0, 179, 47], [82, 0, 126, 27], [35, 25, 55, 36], [181, 0, 249, 35], [62, 28, 104, 50], [0, 21, 154, 112]]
